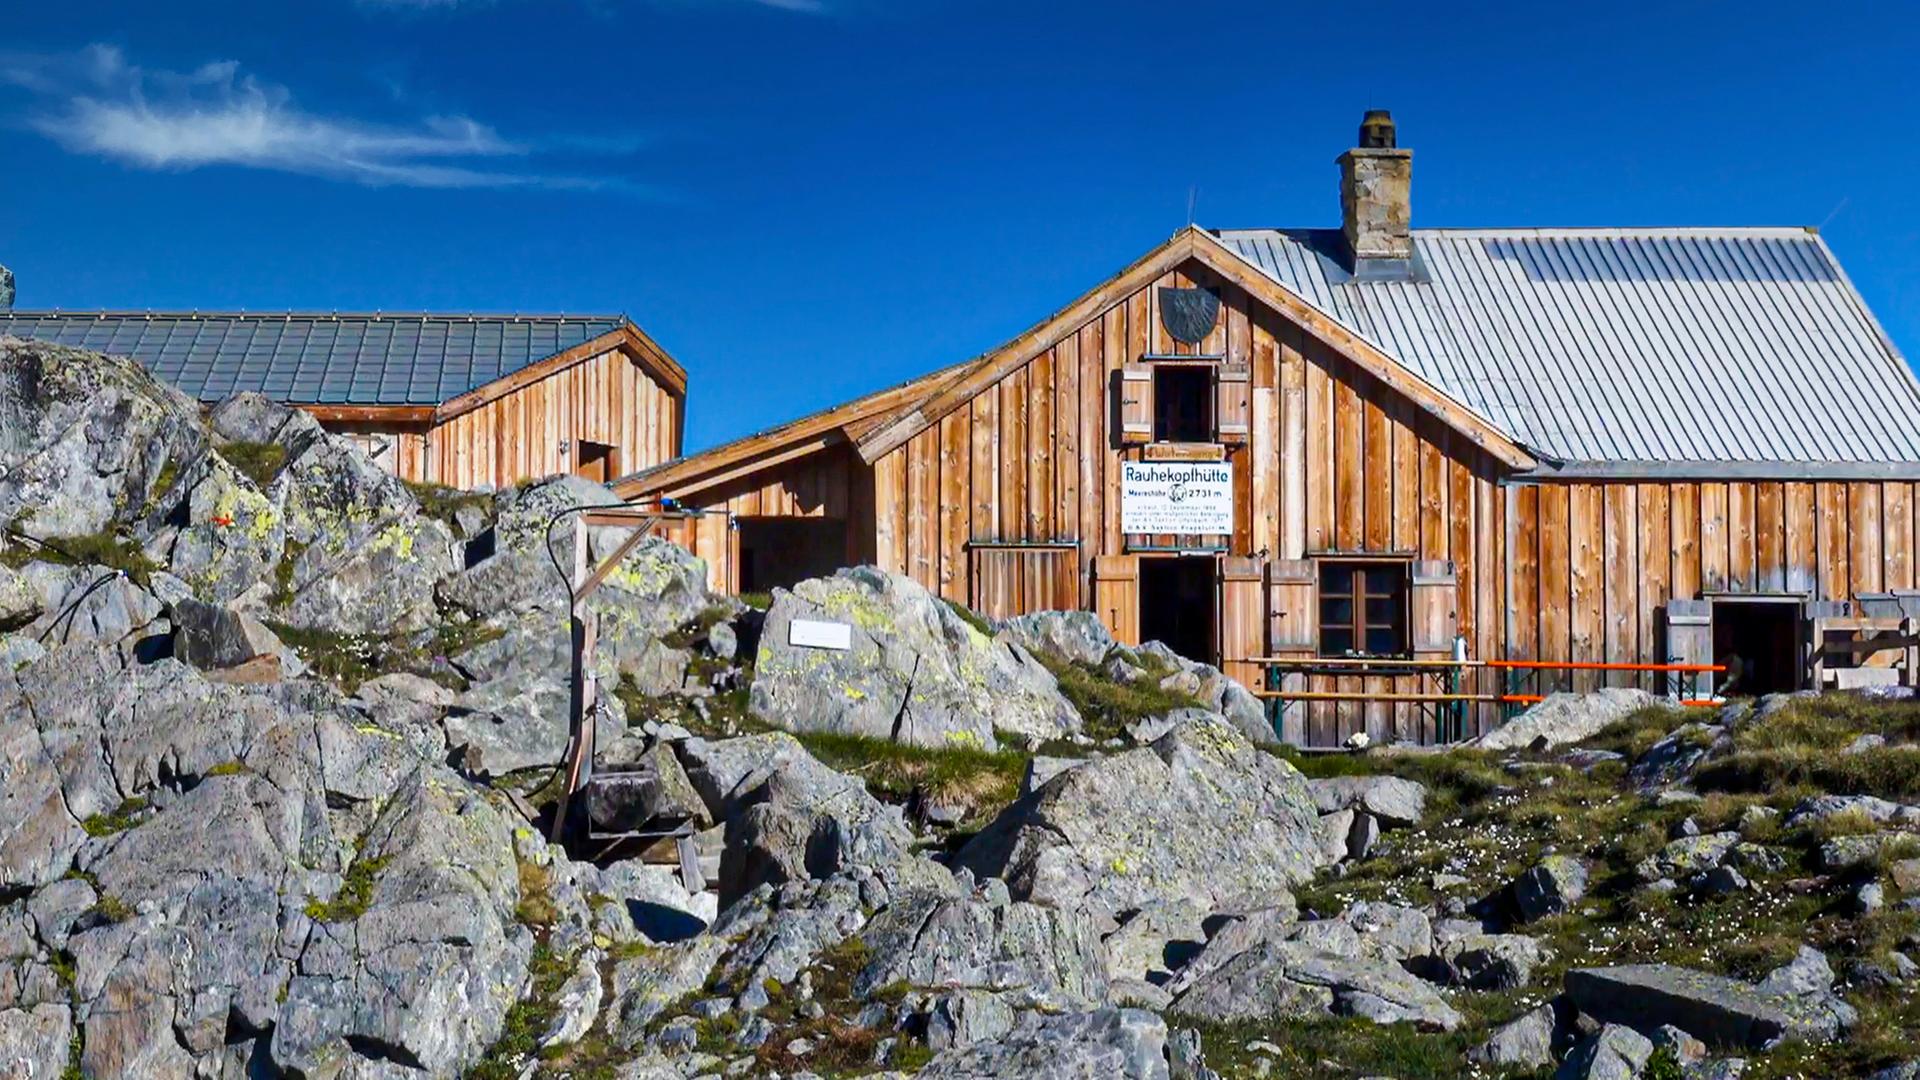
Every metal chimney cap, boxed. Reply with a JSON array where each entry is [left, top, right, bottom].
[[1358, 110, 1397, 149]]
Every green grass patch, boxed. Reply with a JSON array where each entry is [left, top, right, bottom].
[[402, 479, 491, 530], [1, 530, 162, 587], [1686, 693, 1920, 799], [89, 894, 134, 925], [304, 851, 390, 923], [1038, 652, 1204, 742], [796, 730, 1033, 827], [1580, 703, 1697, 759], [219, 440, 287, 487], [941, 597, 995, 638], [661, 603, 736, 650], [737, 591, 773, 611], [81, 797, 150, 838]]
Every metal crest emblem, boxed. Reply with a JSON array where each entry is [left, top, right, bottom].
[[1158, 287, 1220, 345]]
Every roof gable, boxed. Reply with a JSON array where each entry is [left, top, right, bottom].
[[1217, 227, 1920, 470], [853, 226, 1536, 470], [0, 311, 686, 410]]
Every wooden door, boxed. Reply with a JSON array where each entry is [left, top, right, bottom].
[[1092, 554, 1140, 646], [1219, 556, 1266, 690]]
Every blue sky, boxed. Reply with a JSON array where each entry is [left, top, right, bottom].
[[3, 1, 1917, 451]]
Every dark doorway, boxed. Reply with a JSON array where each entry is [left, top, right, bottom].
[[1153, 366, 1214, 443], [575, 440, 618, 484], [1712, 598, 1801, 696], [737, 517, 847, 594], [1139, 556, 1216, 664]]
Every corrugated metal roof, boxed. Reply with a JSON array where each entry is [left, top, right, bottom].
[[0, 311, 629, 406], [1216, 227, 1920, 470]]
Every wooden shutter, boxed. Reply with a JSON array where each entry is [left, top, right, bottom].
[[1665, 599, 1712, 699], [1265, 559, 1314, 746], [1117, 366, 1153, 446], [1266, 558, 1316, 651], [969, 546, 1081, 621], [1214, 360, 1251, 444], [1408, 560, 1458, 657], [1218, 556, 1267, 691], [1092, 554, 1140, 646]]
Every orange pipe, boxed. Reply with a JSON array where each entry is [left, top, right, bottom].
[[1485, 660, 1724, 674]]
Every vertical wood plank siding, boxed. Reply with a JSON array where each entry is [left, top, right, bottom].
[[326, 346, 681, 490], [641, 255, 1919, 743]]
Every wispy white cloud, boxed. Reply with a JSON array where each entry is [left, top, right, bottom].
[[0, 45, 630, 190]]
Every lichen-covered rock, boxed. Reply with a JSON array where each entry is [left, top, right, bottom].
[[264, 413, 456, 634], [957, 713, 1324, 924], [0, 339, 207, 540], [751, 567, 1079, 750], [1305, 775, 1429, 827], [856, 890, 1109, 1006], [1470, 1002, 1558, 1068], [1475, 688, 1664, 751], [998, 610, 1118, 667], [1512, 854, 1590, 921], [676, 732, 955, 904], [270, 766, 534, 1077], [1565, 949, 1856, 1050], [0, 563, 38, 630], [917, 1007, 1171, 1080], [1168, 938, 1462, 1030], [607, 936, 731, 1047], [1555, 1023, 1653, 1080]]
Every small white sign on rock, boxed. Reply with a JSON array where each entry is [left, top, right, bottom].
[[789, 618, 853, 651]]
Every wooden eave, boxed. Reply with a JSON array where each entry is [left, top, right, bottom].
[[297, 404, 435, 424], [612, 362, 965, 501], [853, 225, 1538, 471], [432, 322, 689, 425]]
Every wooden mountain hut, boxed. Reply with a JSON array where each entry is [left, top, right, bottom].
[[0, 311, 687, 489], [619, 111, 1920, 745]]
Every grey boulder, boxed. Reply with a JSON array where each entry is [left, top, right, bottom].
[[1565, 948, 1855, 1050], [917, 1007, 1171, 1080], [1304, 775, 1428, 827], [957, 713, 1323, 925], [751, 567, 1079, 749], [1475, 688, 1664, 751], [1555, 1023, 1653, 1080]]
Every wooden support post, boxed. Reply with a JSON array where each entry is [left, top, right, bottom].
[[551, 517, 596, 843]]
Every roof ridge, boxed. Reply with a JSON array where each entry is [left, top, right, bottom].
[[1214, 225, 1819, 239], [0, 310, 629, 322]]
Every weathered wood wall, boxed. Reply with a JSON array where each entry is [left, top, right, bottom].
[[1506, 478, 1920, 684], [642, 253, 1918, 746], [325, 345, 680, 489], [653, 444, 875, 594]]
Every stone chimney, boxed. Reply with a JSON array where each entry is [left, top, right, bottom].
[[0, 263, 12, 311], [1337, 110, 1413, 274]]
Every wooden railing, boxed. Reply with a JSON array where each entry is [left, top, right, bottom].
[[1251, 657, 1726, 746]]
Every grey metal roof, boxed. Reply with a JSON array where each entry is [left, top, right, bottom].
[[0, 311, 629, 406], [1216, 227, 1920, 472]]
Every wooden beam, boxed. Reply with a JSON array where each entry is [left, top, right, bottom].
[[611, 361, 964, 500], [658, 434, 842, 501], [299, 404, 434, 424]]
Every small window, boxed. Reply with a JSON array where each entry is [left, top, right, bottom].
[[1318, 560, 1408, 657], [1153, 366, 1213, 443]]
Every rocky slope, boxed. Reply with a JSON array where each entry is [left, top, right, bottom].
[[4, 337, 1919, 1080]]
